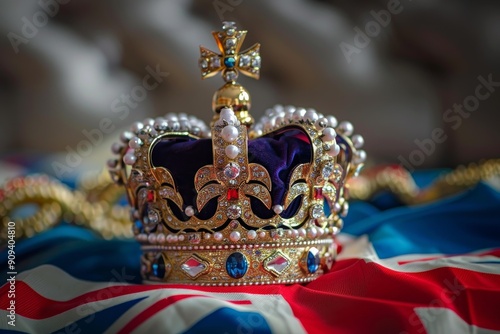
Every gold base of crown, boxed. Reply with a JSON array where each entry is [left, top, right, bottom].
[[141, 238, 336, 286]]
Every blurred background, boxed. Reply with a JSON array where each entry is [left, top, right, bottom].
[[0, 0, 499, 181]]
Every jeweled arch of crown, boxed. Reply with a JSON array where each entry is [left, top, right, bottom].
[[108, 22, 366, 285]]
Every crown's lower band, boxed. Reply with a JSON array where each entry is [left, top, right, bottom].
[[141, 238, 337, 286]]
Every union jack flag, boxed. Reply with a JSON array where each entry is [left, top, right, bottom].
[[1, 181, 500, 333]]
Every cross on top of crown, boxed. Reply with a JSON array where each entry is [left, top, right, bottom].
[[199, 21, 261, 83]]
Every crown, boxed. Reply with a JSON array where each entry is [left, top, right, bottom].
[[108, 22, 366, 286]]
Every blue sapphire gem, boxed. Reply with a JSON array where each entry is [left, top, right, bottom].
[[224, 57, 236, 68], [306, 247, 320, 274], [152, 254, 166, 279], [226, 252, 248, 279]]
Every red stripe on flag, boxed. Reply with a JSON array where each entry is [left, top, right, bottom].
[[279, 258, 500, 333], [117, 294, 251, 334], [0, 281, 163, 319]]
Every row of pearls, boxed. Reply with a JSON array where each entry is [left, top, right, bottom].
[[107, 113, 210, 168], [136, 226, 333, 245], [252, 104, 366, 164], [216, 108, 244, 181]]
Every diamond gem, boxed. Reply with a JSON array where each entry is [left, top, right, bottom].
[[311, 204, 323, 219], [251, 56, 261, 68], [239, 55, 251, 67], [322, 161, 334, 179], [223, 70, 238, 82], [265, 252, 290, 276], [224, 163, 240, 179], [199, 58, 208, 69], [227, 205, 242, 219], [181, 256, 208, 278], [147, 209, 159, 224], [225, 38, 236, 48], [210, 57, 221, 68]]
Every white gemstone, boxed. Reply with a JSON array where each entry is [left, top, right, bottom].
[[328, 144, 341, 157], [179, 119, 190, 131], [165, 114, 177, 122], [225, 38, 236, 48], [341, 201, 349, 217], [333, 202, 342, 213], [230, 231, 241, 242], [247, 230, 257, 239], [293, 108, 306, 121], [185, 206, 195, 217], [327, 116, 338, 128], [307, 227, 318, 238], [130, 122, 144, 133], [292, 230, 299, 238], [273, 205, 283, 214], [147, 210, 159, 225], [351, 134, 364, 148], [154, 118, 168, 131], [223, 70, 238, 82], [178, 234, 185, 242], [222, 21, 236, 30], [214, 232, 223, 241], [148, 233, 157, 244], [220, 108, 236, 124], [239, 55, 251, 67], [315, 118, 328, 130], [170, 121, 180, 131], [251, 56, 261, 68], [322, 162, 334, 179], [227, 205, 242, 219], [225, 145, 239, 159], [200, 58, 208, 69], [156, 233, 165, 243], [221, 125, 239, 142], [123, 152, 137, 165], [338, 121, 354, 136], [258, 231, 266, 238], [304, 108, 318, 122], [322, 127, 337, 141], [311, 204, 324, 219], [204, 233, 211, 240], [224, 163, 240, 179], [353, 150, 367, 164], [143, 118, 155, 127], [129, 137, 143, 149], [298, 228, 306, 237], [210, 57, 221, 68]]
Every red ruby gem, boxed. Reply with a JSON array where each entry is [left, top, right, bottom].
[[314, 188, 323, 200], [147, 190, 155, 202], [227, 188, 238, 200]]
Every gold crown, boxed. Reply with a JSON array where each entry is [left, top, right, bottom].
[[108, 22, 366, 286]]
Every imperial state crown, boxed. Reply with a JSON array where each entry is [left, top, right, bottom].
[[108, 22, 366, 286]]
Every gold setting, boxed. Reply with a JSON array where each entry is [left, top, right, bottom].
[[199, 21, 260, 125]]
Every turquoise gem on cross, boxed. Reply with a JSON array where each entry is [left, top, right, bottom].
[[224, 57, 236, 68]]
